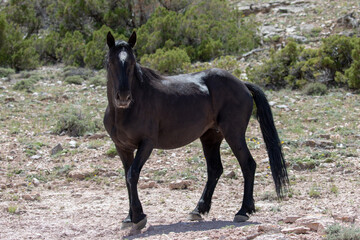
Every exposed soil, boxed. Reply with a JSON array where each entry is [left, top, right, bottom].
[[1, 0, 360, 239]]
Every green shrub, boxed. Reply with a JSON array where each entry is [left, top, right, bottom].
[[11, 36, 40, 70], [64, 76, 84, 85], [247, 41, 303, 89], [0, 19, 39, 70], [320, 35, 354, 73], [0, 67, 15, 78], [56, 31, 85, 67], [89, 70, 106, 87], [13, 74, 41, 92], [345, 38, 360, 89], [326, 224, 360, 240], [303, 82, 328, 96], [141, 47, 191, 74], [13, 79, 36, 92], [248, 35, 360, 89], [53, 107, 100, 137], [36, 31, 61, 64], [63, 66, 92, 79], [137, 0, 260, 62], [0, 14, 5, 50]]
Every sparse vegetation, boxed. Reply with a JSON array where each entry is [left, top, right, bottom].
[[326, 224, 360, 240], [53, 107, 100, 137]]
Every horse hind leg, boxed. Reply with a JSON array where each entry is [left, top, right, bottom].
[[225, 134, 256, 222], [189, 129, 224, 221]]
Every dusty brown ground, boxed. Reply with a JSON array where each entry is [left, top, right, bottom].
[[1, 0, 360, 239]]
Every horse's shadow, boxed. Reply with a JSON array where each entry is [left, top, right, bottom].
[[124, 220, 259, 239]]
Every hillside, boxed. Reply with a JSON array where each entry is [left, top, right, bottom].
[[0, 0, 360, 239]]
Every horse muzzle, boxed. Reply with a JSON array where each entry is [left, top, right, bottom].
[[114, 91, 132, 109]]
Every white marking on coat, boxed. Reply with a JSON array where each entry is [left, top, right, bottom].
[[119, 51, 128, 64]]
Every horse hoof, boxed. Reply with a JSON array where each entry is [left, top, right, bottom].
[[188, 212, 203, 221], [132, 216, 147, 230], [233, 214, 249, 222], [121, 221, 133, 230]]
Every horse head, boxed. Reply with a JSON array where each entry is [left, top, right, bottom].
[[106, 31, 139, 109]]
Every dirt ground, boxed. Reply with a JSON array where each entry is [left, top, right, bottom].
[[1, 0, 360, 239]]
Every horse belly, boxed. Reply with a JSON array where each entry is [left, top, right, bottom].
[[156, 109, 215, 149]]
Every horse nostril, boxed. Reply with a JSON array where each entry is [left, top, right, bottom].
[[126, 95, 131, 101]]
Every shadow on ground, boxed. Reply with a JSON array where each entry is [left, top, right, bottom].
[[124, 220, 259, 239]]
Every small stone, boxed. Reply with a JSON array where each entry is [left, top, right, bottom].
[[86, 133, 107, 140], [50, 143, 63, 155], [68, 168, 94, 180], [32, 178, 40, 187], [276, 105, 290, 111], [283, 215, 301, 223], [23, 194, 35, 201], [224, 170, 236, 179], [304, 139, 316, 147], [258, 224, 281, 233], [281, 226, 310, 234], [319, 134, 330, 139], [169, 180, 192, 190], [333, 214, 356, 223], [69, 140, 77, 148], [306, 117, 318, 122], [139, 181, 156, 189], [30, 155, 41, 160], [295, 215, 334, 233]]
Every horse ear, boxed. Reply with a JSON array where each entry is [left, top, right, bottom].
[[128, 31, 136, 48], [107, 31, 115, 48]]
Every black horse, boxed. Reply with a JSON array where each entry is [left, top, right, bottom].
[[104, 31, 288, 230]]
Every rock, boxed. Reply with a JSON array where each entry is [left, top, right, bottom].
[[50, 143, 63, 155], [32, 178, 40, 187], [283, 215, 301, 223], [139, 181, 156, 189], [337, 12, 360, 29], [287, 34, 308, 43], [295, 215, 334, 233], [4, 97, 15, 103], [69, 140, 77, 148], [30, 155, 41, 160], [276, 104, 290, 111], [169, 180, 192, 190], [304, 139, 334, 148], [333, 214, 356, 223], [276, 6, 305, 14], [224, 170, 236, 179], [319, 134, 330, 139], [300, 23, 317, 33], [254, 233, 287, 240], [23, 194, 40, 201], [258, 224, 281, 233], [68, 168, 95, 180], [85, 133, 107, 140], [305, 117, 318, 122], [281, 226, 310, 234]]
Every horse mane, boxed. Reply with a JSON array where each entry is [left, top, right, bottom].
[[136, 64, 164, 84]]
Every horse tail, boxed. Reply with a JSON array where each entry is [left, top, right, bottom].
[[244, 82, 289, 198]]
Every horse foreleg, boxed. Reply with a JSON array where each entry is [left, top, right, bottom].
[[127, 140, 153, 230], [189, 130, 223, 221], [117, 147, 134, 229]]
